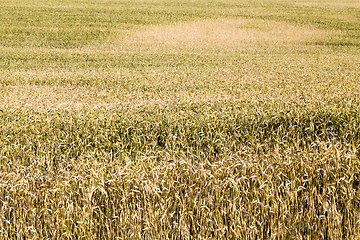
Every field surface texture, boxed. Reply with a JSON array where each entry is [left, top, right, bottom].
[[1, 0, 360, 239]]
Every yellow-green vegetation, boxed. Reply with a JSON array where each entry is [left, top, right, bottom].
[[1, 0, 360, 238]]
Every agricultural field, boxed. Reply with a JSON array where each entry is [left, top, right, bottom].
[[0, 0, 360, 238]]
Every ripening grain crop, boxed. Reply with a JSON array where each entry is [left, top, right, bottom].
[[0, 0, 360, 239]]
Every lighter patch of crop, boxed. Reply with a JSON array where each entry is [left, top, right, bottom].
[[119, 17, 329, 53]]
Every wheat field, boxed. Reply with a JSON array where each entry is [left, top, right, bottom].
[[0, 0, 360, 239]]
